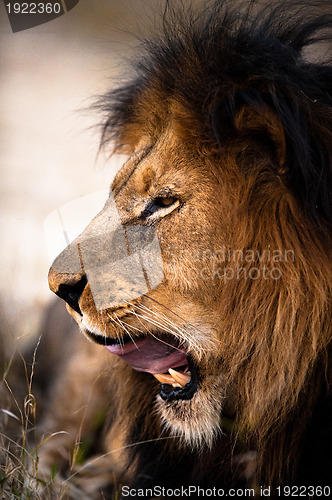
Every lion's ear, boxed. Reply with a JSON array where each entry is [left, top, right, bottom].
[[234, 104, 287, 175]]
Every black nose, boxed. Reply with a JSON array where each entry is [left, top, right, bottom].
[[55, 274, 87, 315]]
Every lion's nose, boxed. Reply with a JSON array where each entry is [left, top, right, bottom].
[[48, 267, 87, 315]]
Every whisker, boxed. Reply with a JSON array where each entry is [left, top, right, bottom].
[[114, 312, 139, 350], [106, 311, 124, 348], [130, 311, 176, 335], [132, 302, 202, 353], [132, 304, 201, 352], [114, 300, 202, 356], [130, 310, 199, 353], [119, 320, 144, 334]]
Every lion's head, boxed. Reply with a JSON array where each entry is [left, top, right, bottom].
[[48, 0, 332, 488]]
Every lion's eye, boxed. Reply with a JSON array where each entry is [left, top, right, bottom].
[[155, 196, 176, 207], [144, 195, 179, 219]]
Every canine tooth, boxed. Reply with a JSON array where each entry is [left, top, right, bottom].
[[168, 368, 191, 387], [153, 373, 175, 385]]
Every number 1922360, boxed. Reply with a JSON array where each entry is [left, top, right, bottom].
[[5, 2, 62, 14], [276, 485, 331, 497]]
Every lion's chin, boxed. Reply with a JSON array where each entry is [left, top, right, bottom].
[[155, 380, 224, 450]]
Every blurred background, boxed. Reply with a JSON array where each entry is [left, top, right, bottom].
[[0, 0, 171, 351]]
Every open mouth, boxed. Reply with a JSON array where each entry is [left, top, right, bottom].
[[85, 330, 198, 401]]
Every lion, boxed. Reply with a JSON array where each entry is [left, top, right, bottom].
[[37, 1, 332, 498]]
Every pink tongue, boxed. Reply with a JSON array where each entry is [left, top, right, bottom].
[[106, 337, 187, 374]]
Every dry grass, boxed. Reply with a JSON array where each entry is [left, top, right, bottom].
[[0, 337, 68, 499], [0, 331, 124, 500]]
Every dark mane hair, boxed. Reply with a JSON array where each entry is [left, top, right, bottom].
[[99, 0, 332, 228]]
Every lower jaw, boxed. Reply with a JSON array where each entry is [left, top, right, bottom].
[[158, 358, 199, 401]]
